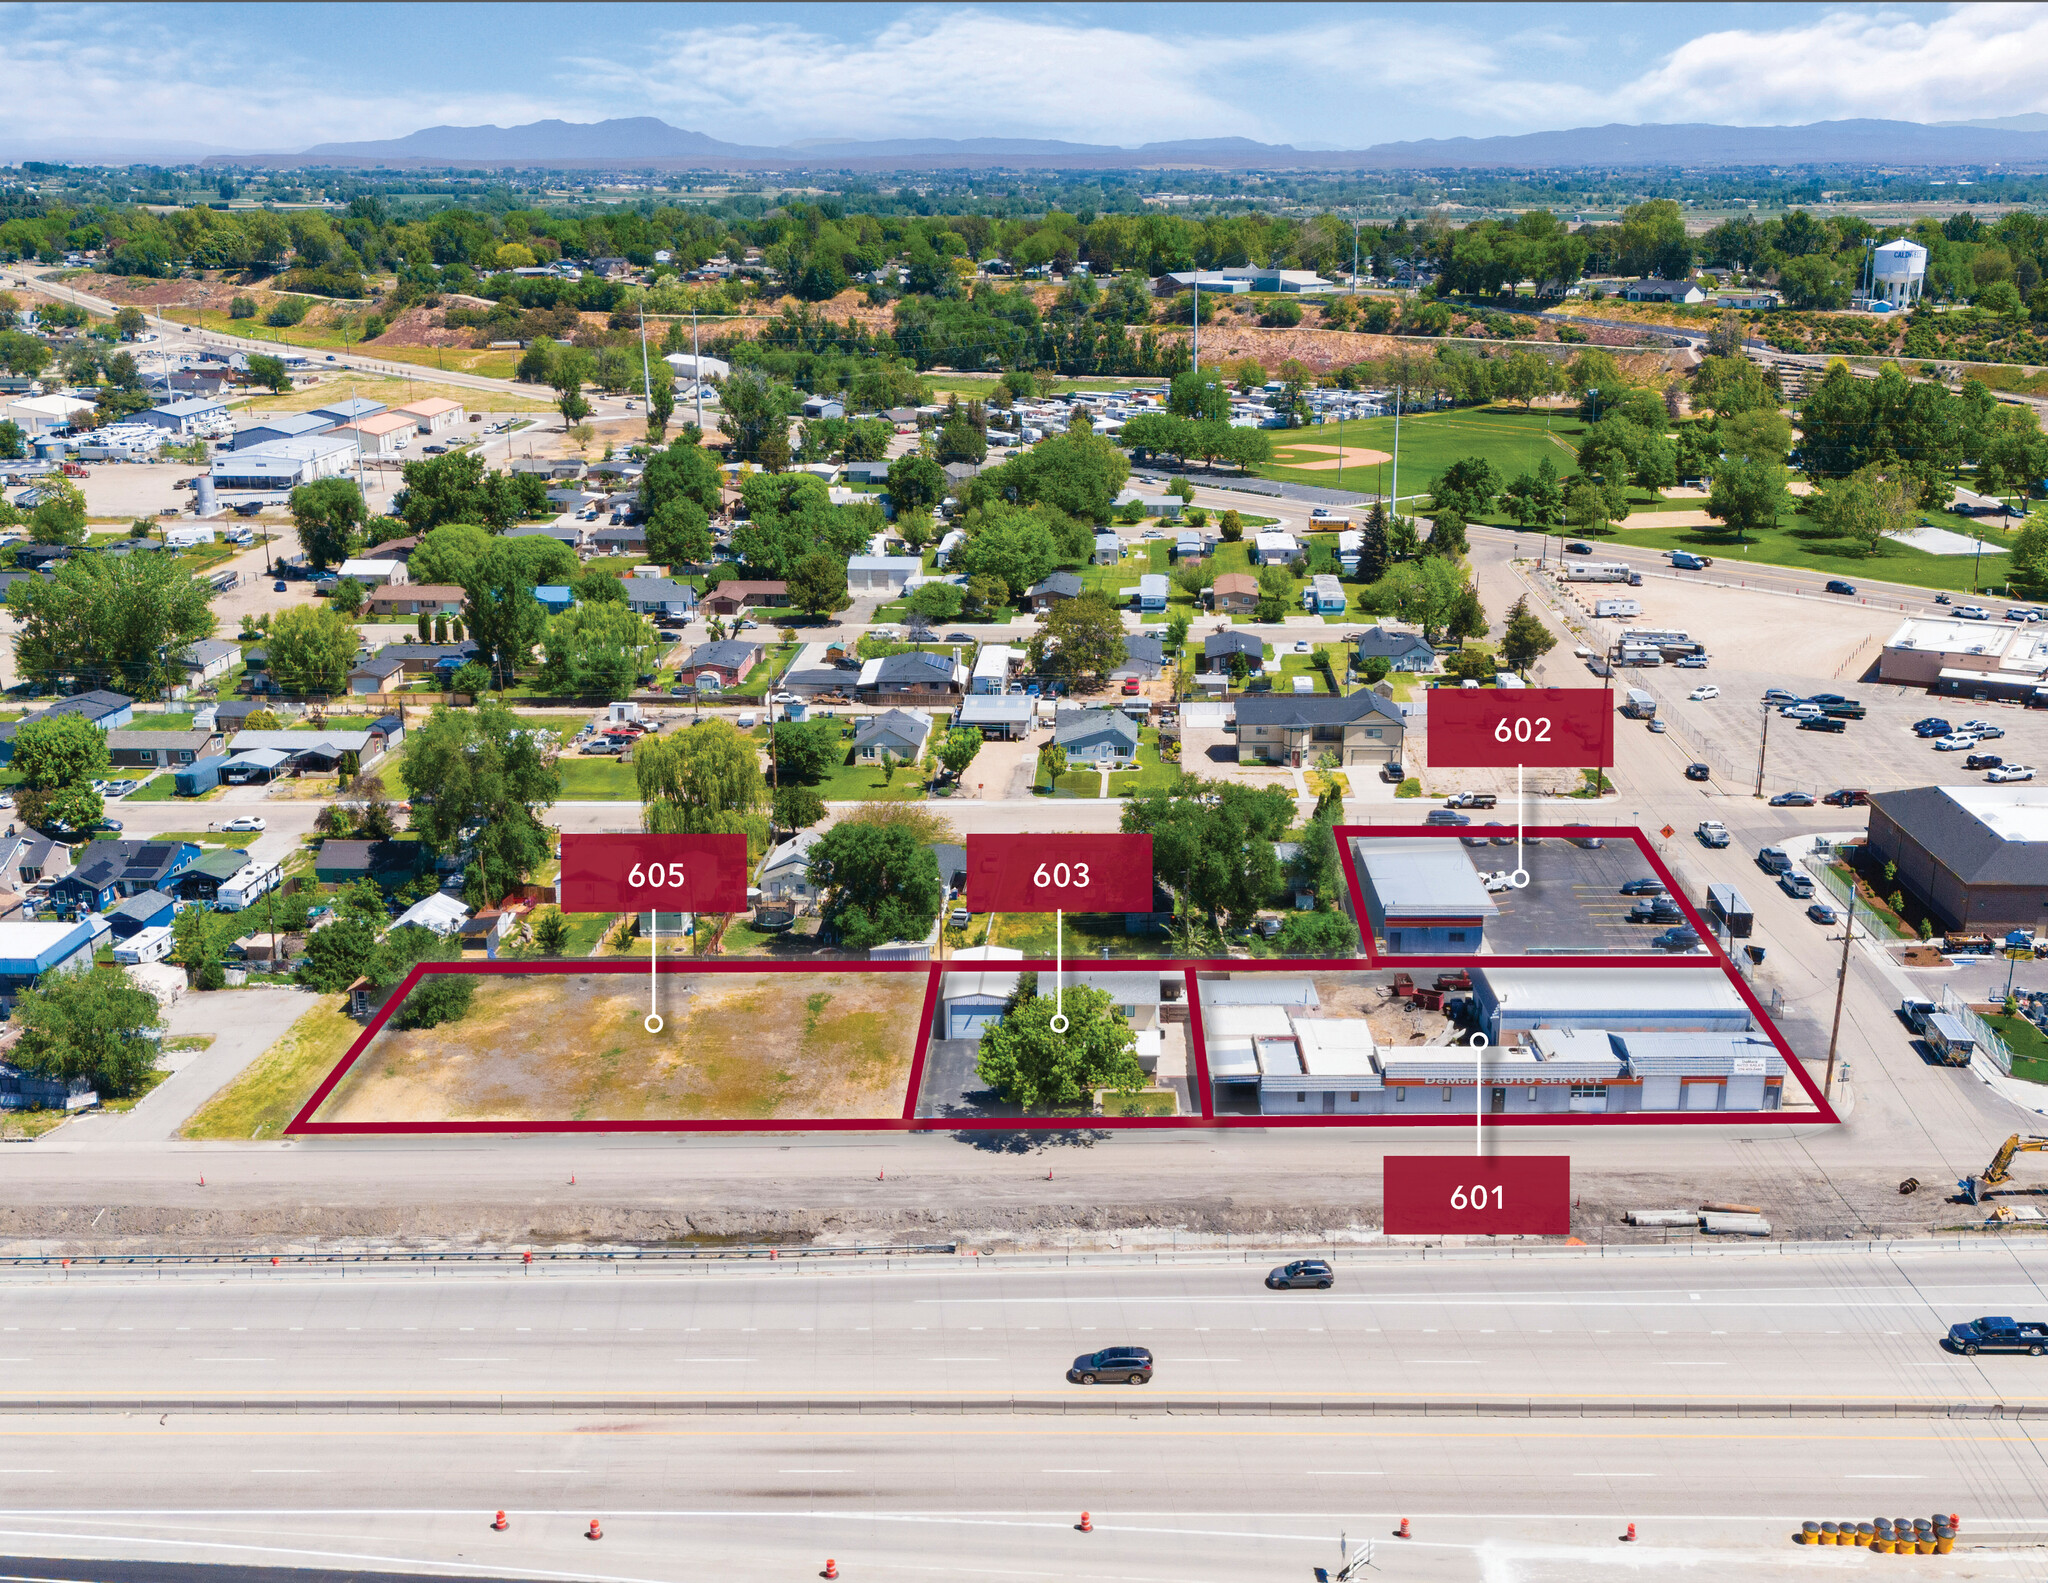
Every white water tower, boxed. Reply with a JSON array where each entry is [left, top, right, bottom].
[[1869, 238, 1928, 308]]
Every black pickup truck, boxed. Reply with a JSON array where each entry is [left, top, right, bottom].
[[1946, 1316, 2048, 1355]]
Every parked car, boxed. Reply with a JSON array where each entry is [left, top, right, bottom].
[[1822, 789, 1870, 806], [222, 815, 265, 832], [1689, 685, 1719, 701], [1957, 605, 1993, 620], [1630, 898, 1684, 923], [1675, 654, 1709, 669], [1653, 926, 1702, 951], [1266, 1259, 1335, 1290], [1769, 791, 1816, 807], [1697, 820, 1731, 848], [1620, 879, 1667, 895], [1990, 764, 2037, 782], [1685, 762, 1711, 781], [1963, 721, 2004, 738], [1068, 1346, 1153, 1384], [1808, 902, 1839, 925], [1762, 688, 1800, 705], [1781, 702, 1824, 720], [1914, 717, 1953, 737], [945, 632, 973, 642], [1798, 716, 1847, 733], [1934, 734, 1984, 751], [1824, 579, 1857, 595], [1966, 754, 2005, 770], [1121, 677, 1141, 694], [1809, 693, 1848, 706]]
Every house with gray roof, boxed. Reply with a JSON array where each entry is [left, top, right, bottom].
[[623, 577, 699, 619], [1199, 630, 1265, 673], [1026, 571, 1085, 612], [681, 640, 761, 689], [1053, 708, 1141, 766], [859, 650, 964, 698], [1235, 690, 1404, 769], [851, 708, 934, 764], [1353, 625, 1437, 673]]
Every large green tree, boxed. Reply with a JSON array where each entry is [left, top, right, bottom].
[[406, 523, 495, 588], [787, 550, 849, 618], [634, 718, 767, 846], [640, 439, 723, 521], [11, 712, 109, 835], [265, 603, 360, 695], [1027, 591, 1126, 686], [805, 821, 942, 950], [975, 983, 1144, 1110], [1121, 778, 1293, 939], [10, 967, 160, 1098], [539, 601, 657, 696], [716, 368, 796, 461], [398, 699, 559, 908], [289, 476, 369, 569], [463, 538, 549, 686], [645, 496, 713, 568], [9, 547, 216, 698], [1704, 454, 1790, 541]]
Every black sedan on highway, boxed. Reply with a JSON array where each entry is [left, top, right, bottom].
[[1266, 1259, 1335, 1289], [1068, 1346, 1154, 1384]]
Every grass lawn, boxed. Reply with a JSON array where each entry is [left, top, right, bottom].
[[1106, 727, 1184, 797], [805, 715, 943, 801], [1578, 508, 2015, 594], [556, 911, 619, 957], [982, 911, 1163, 957], [1262, 405, 1581, 502], [123, 775, 225, 804], [1103, 1089, 1179, 1117], [725, 642, 803, 701], [179, 994, 355, 1140], [555, 755, 641, 799], [1986, 1014, 2048, 1085], [158, 829, 261, 847]]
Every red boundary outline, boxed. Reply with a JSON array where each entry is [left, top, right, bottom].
[[285, 820, 1836, 1132]]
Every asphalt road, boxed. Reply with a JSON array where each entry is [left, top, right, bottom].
[[2, 1249, 2046, 1581]]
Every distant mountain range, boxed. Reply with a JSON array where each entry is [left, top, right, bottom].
[[23, 114, 2048, 173]]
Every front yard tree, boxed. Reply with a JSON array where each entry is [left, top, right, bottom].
[[294, 915, 380, 993], [399, 699, 560, 908], [9, 549, 214, 698], [11, 712, 108, 834], [11, 967, 160, 1098], [634, 718, 766, 843], [787, 550, 849, 618], [1254, 564, 1294, 622], [938, 726, 982, 781], [641, 438, 724, 521], [1123, 778, 1292, 938], [645, 497, 713, 569], [1500, 594, 1557, 675], [289, 476, 368, 569], [770, 718, 843, 785], [886, 453, 946, 517], [772, 782, 827, 837], [538, 601, 657, 697], [265, 604, 360, 695], [974, 982, 1145, 1111], [1028, 591, 1125, 689], [463, 538, 548, 686], [805, 821, 942, 950]]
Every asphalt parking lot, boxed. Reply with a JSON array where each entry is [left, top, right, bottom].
[[1483, 837, 1685, 955]]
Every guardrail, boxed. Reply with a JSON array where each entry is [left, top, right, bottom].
[[0, 1243, 957, 1270]]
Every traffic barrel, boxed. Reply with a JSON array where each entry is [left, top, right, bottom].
[[491, 1511, 508, 1532], [1621, 1523, 1636, 1543], [1396, 1518, 1411, 1539], [1078, 1512, 1092, 1533], [823, 1562, 837, 1580], [586, 1519, 602, 1541]]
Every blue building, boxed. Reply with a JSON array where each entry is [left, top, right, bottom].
[[0, 690, 134, 767], [534, 584, 576, 615], [48, 839, 201, 913], [0, 919, 99, 998], [104, 889, 177, 939], [173, 753, 233, 796]]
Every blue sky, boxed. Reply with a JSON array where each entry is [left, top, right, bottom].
[[6, 2, 2048, 157]]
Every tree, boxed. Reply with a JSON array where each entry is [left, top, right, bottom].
[[1381, 556, 1478, 645], [716, 369, 796, 462], [1169, 369, 1231, 424], [646, 360, 676, 441], [10, 966, 160, 1098], [645, 496, 712, 568], [9, 549, 215, 698], [641, 440, 723, 521], [787, 550, 849, 618], [975, 982, 1144, 1110], [886, 453, 947, 517], [574, 566, 626, 605], [246, 353, 290, 394], [1029, 592, 1126, 687], [1432, 456, 1499, 520], [805, 821, 942, 951], [1121, 778, 1293, 936], [399, 699, 559, 908], [635, 719, 767, 845], [1500, 594, 1556, 674], [11, 712, 108, 834], [549, 347, 594, 428], [969, 428, 1128, 521], [1254, 563, 1294, 623], [1808, 465, 1915, 556], [938, 726, 982, 780], [1563, 474, 1626, 537], [464, 538, 548, 686], [539, 601, 656, 696], [0, 419, 23, 460], [376, 925, 475, 1030], [2009, 508, 2048, 598], [1424, 508, 1468, 560], [1691, 354, 1774, 416], [1704, 454, 1789, 541], [1445, 645, 1498, 682], [770, 718, 843, 785], [294, 915, 380, 993], [29, 479, 87, 546], [935, 416, 987, 465], [289, 476, 368, 569], [1218, 509, 1244, 542], [265, 603, 362, 695], [330, 575, 365, 617], [407, 524, 495, 588], [772, 782, 827, 837], [450, 660, 493, 698], [172, 899, 233, 989], [905, 581, 965, 624], [531, 907, 571, 957], [1274, 908, 1359, 959]]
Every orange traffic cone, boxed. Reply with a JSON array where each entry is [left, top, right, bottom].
[[823, 1562, 838, 1580], [1622, 1523, 1637, 1542], [586, 1519, 602, 1541], [492, 1511, 508, 1531], [1078, 1512, 1092, 1533], [1396, 1517, 1411, 1539]]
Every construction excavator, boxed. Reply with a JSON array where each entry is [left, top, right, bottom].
[[1958, 1135, 2048, 1204]]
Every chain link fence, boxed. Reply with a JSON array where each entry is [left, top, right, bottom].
[[1940, 983, 2017, 1077]]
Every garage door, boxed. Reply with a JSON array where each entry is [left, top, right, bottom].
[[948, 1004, 1004, 1040]]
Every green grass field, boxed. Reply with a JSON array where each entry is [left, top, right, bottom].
[[1582, 507, 2015, 593], [1261, 406, 1581, 501], [554, 756, 641, 800], [1986, 1014, 2048, 1086]]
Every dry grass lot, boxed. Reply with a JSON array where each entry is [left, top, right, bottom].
[[310, 971, 925, 1124]]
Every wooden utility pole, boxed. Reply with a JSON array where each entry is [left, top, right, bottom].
[[1823, 898, 1856, 1095]]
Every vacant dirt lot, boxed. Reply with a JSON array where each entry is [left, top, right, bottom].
[[311, 971, 926, 1125]]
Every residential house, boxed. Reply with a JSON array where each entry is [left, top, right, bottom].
[[801, 395, 846, 420], [105, 727, 222, 769], [758, 830, 826, 905], [1253, 530, 1303, 566], [1093, 531, 1124, 566], [1354, 626, 1437, 673], [1127, 573, 1169, 612], [365, 584, 464, 618], [48, 839, 201, 913], [1114, 491, 1183, 519], [846, 555, 921, 594], [1200, 629, 1265, 673], [622, 578, 699, 620], [1622, 278, 1706, 304], [1211, 574, 1260, 615], [1111, 634, 1166, 682], [1025, 571, 1084, 612], [703, 580, 788, 616], [369, 642, 477, 680], [313, 838, 425, 887], [335, 558, 407, 589], [1053, 708, 1141, 767], [956, 694, 1034, 740], [0, 690, 133, 766], [859, 650, 964, 700], [970, 644, 1020, 694], [591, 524, 647, 556], [844, 459, 892, 486], [533, 584, 575, 616], [459, 906, 516, 955], [1172, 530, 1206, 564], [851, 708, 934, 764], [681, 640, 762, 690], [228, 726, 389, 771], [348, 655, 406, 695], [1301, 574, 1345, 615], [360, 535, 419, 563], [172, 847, 253, 905], [1234, 690, 1405, 769], [506, 522, 588, 551], [178, 639, 242, 684]]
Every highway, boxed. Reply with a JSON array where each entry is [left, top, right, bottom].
[[2, 1248, 2047, 1579]]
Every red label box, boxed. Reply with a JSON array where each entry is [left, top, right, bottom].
[[1383, 1155, 1572, 1235], [965, 833, 1154, 913], [558, 833, 751, 914], [1427, 688, 1614, 769]]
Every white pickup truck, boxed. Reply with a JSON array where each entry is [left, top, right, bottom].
[[1697, 820, 1731, 848]]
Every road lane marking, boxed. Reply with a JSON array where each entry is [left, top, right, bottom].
[[1844, 1474, 1925, 1480], [443, 1358, 511, 1362], [779, 1469, 853, 1474], [193, 1358, 273, 1362]]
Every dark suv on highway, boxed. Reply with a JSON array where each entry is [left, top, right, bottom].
[[1068, 1346, 1154, 1384], [1266, 1259, 1335, 1290]]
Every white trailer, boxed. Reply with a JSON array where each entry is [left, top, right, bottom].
[[1593, 598, 1642, 618], [1561, 562, 1633, 583], [215, 858, 283, 911]]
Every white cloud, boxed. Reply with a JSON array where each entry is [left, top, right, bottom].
[[1616, 4, 2048, 125]]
